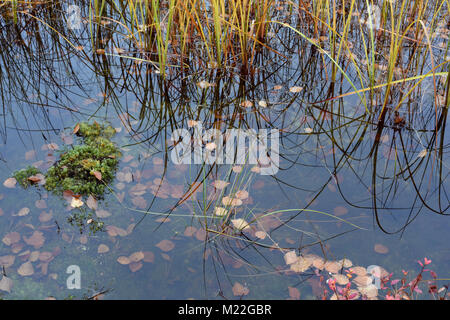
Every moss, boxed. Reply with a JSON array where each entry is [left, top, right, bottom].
[[12, 166, 41, 188], [44, 121, 121, 198]]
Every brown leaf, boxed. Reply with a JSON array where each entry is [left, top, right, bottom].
[[92, 171, 102, 181], [0, 276, 13, 293], [0, 255, 15, 268], [73, 123, 80, 134], [23, 231, 45, 249], [3, 177, 17, 188], [333, 206, 348, 216], [232, 282, 249, 296], [155, 239, 175, 252], [97, 244, 109, 254], [2, 232, 21, 246], [96, 209, 111, 218], [129, 251, 144, 263], [184, 226, 197, 237], [374, 243, 389, 254], [39, 211, 53, 223], [17, 261, 34, 276], [35, 199, 47, 209], [129, 262, 143, 272], [117, 256, 131, 265], [86, 195, 98, 210]]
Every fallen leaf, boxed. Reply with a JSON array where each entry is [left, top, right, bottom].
[[231, 218, 250, 231], [333, 274, 349, 285], [324, 261, 341, 274], [289, 86, 303, 93], [184, 226, 197, 237], [212, 180, 229, 190], [284, 251, 298, 265], [213, 207, 228, 216], [70, 197, 84, 208], [254, 231, 267, 239], [86, 195, 98, 210], [73, 123, 80, 134], [17, 207, 30, 216], [39, 211, 53, 223], [92, 171, 102, 181], [35, 200, 47, 209], [96, 209, 111, 218], [3, 177, 17, 188], [258, 100, 268, 108], [290, 257, 311, 272], [235, 190, 249, 200], [2, 232, 21, 246], [117, 256, 131, 265], [374, 243, 389, 254], [23, 231, 45, 249], [222, 196, 243, 207], [418, 149, 427, 158], [17, 261, 34, 276], [97, 244, 109, 254], [155, 240, 175, 252], [0, 255, 15, 267], [0, 275, 13, 293], [129, 262, 143, 272], [333, 206, 348, 216], [232, 282, 249, 296], [129, 251, 144, 263], [240, 100, 253, 108]]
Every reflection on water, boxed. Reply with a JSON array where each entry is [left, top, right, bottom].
[[0, 0, 448, 300]]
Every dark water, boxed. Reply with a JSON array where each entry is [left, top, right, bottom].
[[0, 1, 448, 300]]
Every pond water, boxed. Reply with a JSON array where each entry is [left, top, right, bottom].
[[0, 0, 448, 300]]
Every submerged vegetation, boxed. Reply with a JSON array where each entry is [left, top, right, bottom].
[[12, 122, 121, 198]]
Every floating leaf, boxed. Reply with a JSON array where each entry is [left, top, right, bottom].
[[333, 274, 350, 285], [3, 177, 17, 188], [284, 251, 298, 265], [129, 251, 144, 263], [70, 197, 84, 208], [117, 256, 131, 265], [86, 195, 98, 210], [231, 218, 250, 231], [213, 207, 228, 216], [258, 100, 268, 108], [350, 266, 367, 276], [235, 190, 249, 200], [289, 86, 303, 93], [232, 282, 249, 296], [129, 262, 143, 272], [0, 275, 13, 293], [17, 261, 34, 276], [240, 100, 253, 108], [254, 231, 267, 239], [353, 275, 372, 287], [91, 171, 102, 181], [338, 258, 353, 268], [17, 207, 30, 216], [155, 240, 175, 252], [184, 226, 197, 237], [39, 252, 53, 262], [212, 180, 229, 190], [97, 244, 109, 254], [2, 232, 21, 246], [290, 257, 311, 273], [0, 255, 15, 267], [35, 200, 47, 209], [73, 123, 80, 134], [358, 284, 378, 298], [222, 196, 243, 207], [23, 231, 45, 249], [333, 206, 348, 216], [374, 243, 389, 254], [96, 209, 111, 218], [324, 261, 341, 274]]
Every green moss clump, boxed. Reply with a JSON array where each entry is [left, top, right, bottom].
[[44, 122, 121, 198], [13, 166, 41, 188]]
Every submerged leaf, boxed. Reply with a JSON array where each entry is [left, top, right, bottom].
[[17, 261, 34, 276], [231, 219, 250, 231], [0, 275, 13, 293], [3, 177, 17, 188], [232, 282, 249, 296], [155, 240, 175, 252]]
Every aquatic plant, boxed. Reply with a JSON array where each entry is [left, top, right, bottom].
[[44, 122, 121, 198], [12, 166, 42, 189]]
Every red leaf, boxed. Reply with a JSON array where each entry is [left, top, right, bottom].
[[92, 171, 102, 180]]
